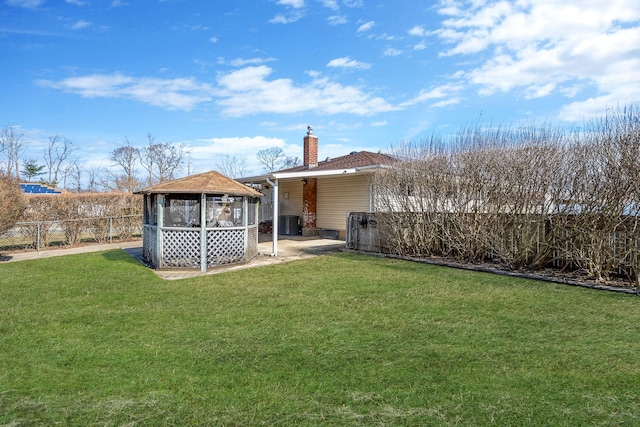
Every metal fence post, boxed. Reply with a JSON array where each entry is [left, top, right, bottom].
[[37, 222, 41, 252], [109, 217, 113, 244]]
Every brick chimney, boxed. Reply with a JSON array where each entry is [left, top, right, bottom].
[[301, 125, 318, 236], [303, 125, 318, 169]]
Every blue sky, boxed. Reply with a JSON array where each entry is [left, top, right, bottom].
[[2, 0, 639, 182]]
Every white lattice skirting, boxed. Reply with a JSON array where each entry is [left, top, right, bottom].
[[162, 229, 201, 268], [142, 225, 259, 270]]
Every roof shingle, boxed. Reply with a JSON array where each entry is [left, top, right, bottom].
[[278, 150, 396, 173]]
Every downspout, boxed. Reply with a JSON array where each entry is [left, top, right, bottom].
[[266, 177, 278, 256]]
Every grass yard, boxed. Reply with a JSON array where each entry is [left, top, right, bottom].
[[0, 250, 639, 426]]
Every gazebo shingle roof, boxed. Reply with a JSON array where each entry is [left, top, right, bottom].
[[135, 170, 262, 197]]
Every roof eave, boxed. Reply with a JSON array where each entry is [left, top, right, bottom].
[[134, 188, 262, 196]]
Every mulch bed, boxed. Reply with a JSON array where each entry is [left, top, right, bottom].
[[346, 250, 640, 295]]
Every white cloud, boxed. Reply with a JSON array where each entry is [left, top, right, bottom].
[[5, 0, 43, 8], [277, 0, 304, 7], [408, 25, 427, 37], [215, 65, 397, 117], [188, 136, 293, 175], [370, 120, 388, 127], [35, 63, 401, 119], [229, 57, 277, 67], [357, 21, 375, 32], [269, 11, 304, 24], [401, 83, 464, 107], [36, 73, 213, 111], [209, 36, 218, 43], [193, 136, 287, 154], [524, 83, 556, 99], [413, 41, 427, 50], [383, 47, 402, 56], [68, 20, 92, 30], [433, 0, 640, 120], [431, 98, 461, 108], [319, 0, 339, 10], [111, 0, 128, 6], [327, 15, 348, 25], [326, 56, 371, 70], [342, 0, 362, 7]]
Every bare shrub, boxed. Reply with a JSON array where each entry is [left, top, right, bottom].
[[52, 194, 87, 245], [372, 136, 455, 256], [372, 106, 640, 285], [552, 106, 640, 282], [19, 196, 57, 248], [19, 192, 143, 247], [0, 175, 25, 235]]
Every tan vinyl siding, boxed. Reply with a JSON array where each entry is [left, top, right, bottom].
[[317, 174, 371, 232], [278, 180, 303, 216]]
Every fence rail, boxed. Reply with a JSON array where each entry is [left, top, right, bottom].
[[0, 215, 143, 252]]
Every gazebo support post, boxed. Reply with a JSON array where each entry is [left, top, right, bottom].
[[156, 195, 164, 269], [243, 197, 249, 261], [200, 193, 207, 273]]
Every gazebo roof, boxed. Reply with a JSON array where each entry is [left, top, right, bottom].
[[135, 170, 263, 197]]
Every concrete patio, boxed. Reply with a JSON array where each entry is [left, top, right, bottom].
[[0, 235, 346, 281]]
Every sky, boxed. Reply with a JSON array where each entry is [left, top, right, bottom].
[[1, 0, 639, 185]]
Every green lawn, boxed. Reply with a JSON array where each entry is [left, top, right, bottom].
[[0, 250, 638, 426]]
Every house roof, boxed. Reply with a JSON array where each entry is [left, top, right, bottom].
[[135, 170, 263, 197], [240, 151, 397, 182], [281, 150, 396, 173]]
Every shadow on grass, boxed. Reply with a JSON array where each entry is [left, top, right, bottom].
[[101, 248, 145, 267]]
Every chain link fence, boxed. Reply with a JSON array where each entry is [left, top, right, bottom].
[[0, 215, 142, 252]]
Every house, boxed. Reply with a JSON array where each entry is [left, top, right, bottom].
[[240, 127, 396, 249]]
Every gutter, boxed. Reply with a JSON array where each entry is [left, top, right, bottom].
[[273, 168, 358, 179]]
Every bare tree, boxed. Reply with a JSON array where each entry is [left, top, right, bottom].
[[139, 134, 156, 186], [281, 155, 302, 170], [217, 154, 248, 178], [257, 147, 285, 172], [154, 142, 186, 183], [86, 166, 103, 192], [110, 138, 140, 192], [67, 161, 83, 192], [0, 126, 26, 179], [139, 134, 186, 185], [257, 147, 302, 172], [43, 134, 74, 186]]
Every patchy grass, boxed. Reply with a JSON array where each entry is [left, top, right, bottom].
[[0, 251, 638, 425]]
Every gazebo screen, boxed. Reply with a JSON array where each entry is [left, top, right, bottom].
[[163, 195, 201, 228]]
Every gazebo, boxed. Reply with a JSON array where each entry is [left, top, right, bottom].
[[135, 170, 263, 272]]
